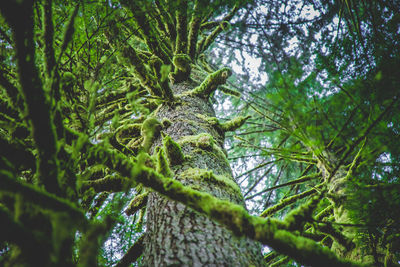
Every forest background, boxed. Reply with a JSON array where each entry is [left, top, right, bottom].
[[0, 0, 399, 266]]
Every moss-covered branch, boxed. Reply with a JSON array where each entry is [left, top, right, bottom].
[[170, 53, 192, 84], [125, 192, 149, 216], [282, 193, 323, 231], [154, 0, 177, 48], [187, 0, 204, 59], [121, 45, 164, 98], [115, 234, 145, 267], [120, 0, 171, 64], [81, 138, 363, 266], [0, 170, 86, 223], [188, 67, 232, 97], [141, 117, 162, 152], [260, 185, 323, 218], [80, 175, 132, 193], [163, 134, 185, 165], [315, 222, 355, 250], [175, 0, 188, 55], [42, 0, 56, 78], [155, 146, 173, 177], [220, 115, 251, 132], [197, 5, 238, 54], [0, 1, 61, 194]]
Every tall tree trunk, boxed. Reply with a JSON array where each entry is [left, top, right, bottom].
[[142, 80, 265, 266], [317, 153, 377, 265]]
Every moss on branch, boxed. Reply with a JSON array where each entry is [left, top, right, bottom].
[[282, 193, 323, 231], [125, 192, 149, 216], [0, 170, 85, 223], [163, 134, 185, 166], [80, 175, 132, 193], [155, 146, 173, 177], [69, 131, 364, 267], [115, 123, 142, 144], [115, 233, 145, 267], [174, 0, 188, 55], [141, 117, 162, 152], [220, 115, 251, 132], [169, 53, 192, 84], [179, 168, 241, 195], [260, 185, 323, 218], [188, 67, 232, 97]]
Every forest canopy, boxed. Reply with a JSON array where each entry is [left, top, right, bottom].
[[0, 0, 399, 266]]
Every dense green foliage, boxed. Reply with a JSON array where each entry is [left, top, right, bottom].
[[0, 0, 399, 266]]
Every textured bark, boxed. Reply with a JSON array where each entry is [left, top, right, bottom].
[[142, 80, 265, 266]]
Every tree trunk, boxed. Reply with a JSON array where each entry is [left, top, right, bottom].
[[142, 80, 265, 266], [317, 153, 377, 265]]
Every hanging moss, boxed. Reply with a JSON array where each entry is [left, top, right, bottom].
[[163, 134, 185, 165]]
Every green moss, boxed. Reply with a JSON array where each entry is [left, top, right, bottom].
[[179, 133, 229, 165], [155, 147, 173, 177], [179, 133, 214, 150], [179, 168, 241, 195], [189, 67, 232, 97], [169, 54, 191, 83], [195, 114, 219, 126], [161, 118, 172, 128], [115, 123, 142, 144], [283, 194, 322, 231], [220, 21, 231, 31], [163, 135, 185, 165], [141, 117, 162, 152], [219, 85, 241, 98], [220, 115, 251, 132], [125, 191, 149, 216]]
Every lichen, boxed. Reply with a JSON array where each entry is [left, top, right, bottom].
[[162, 134, 185, 165]]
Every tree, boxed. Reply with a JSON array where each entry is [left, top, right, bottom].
[[212, 0, 400, 265], [0, 0, 399, 267]]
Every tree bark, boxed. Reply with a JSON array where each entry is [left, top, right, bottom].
[[142, 80, 265, 266]]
